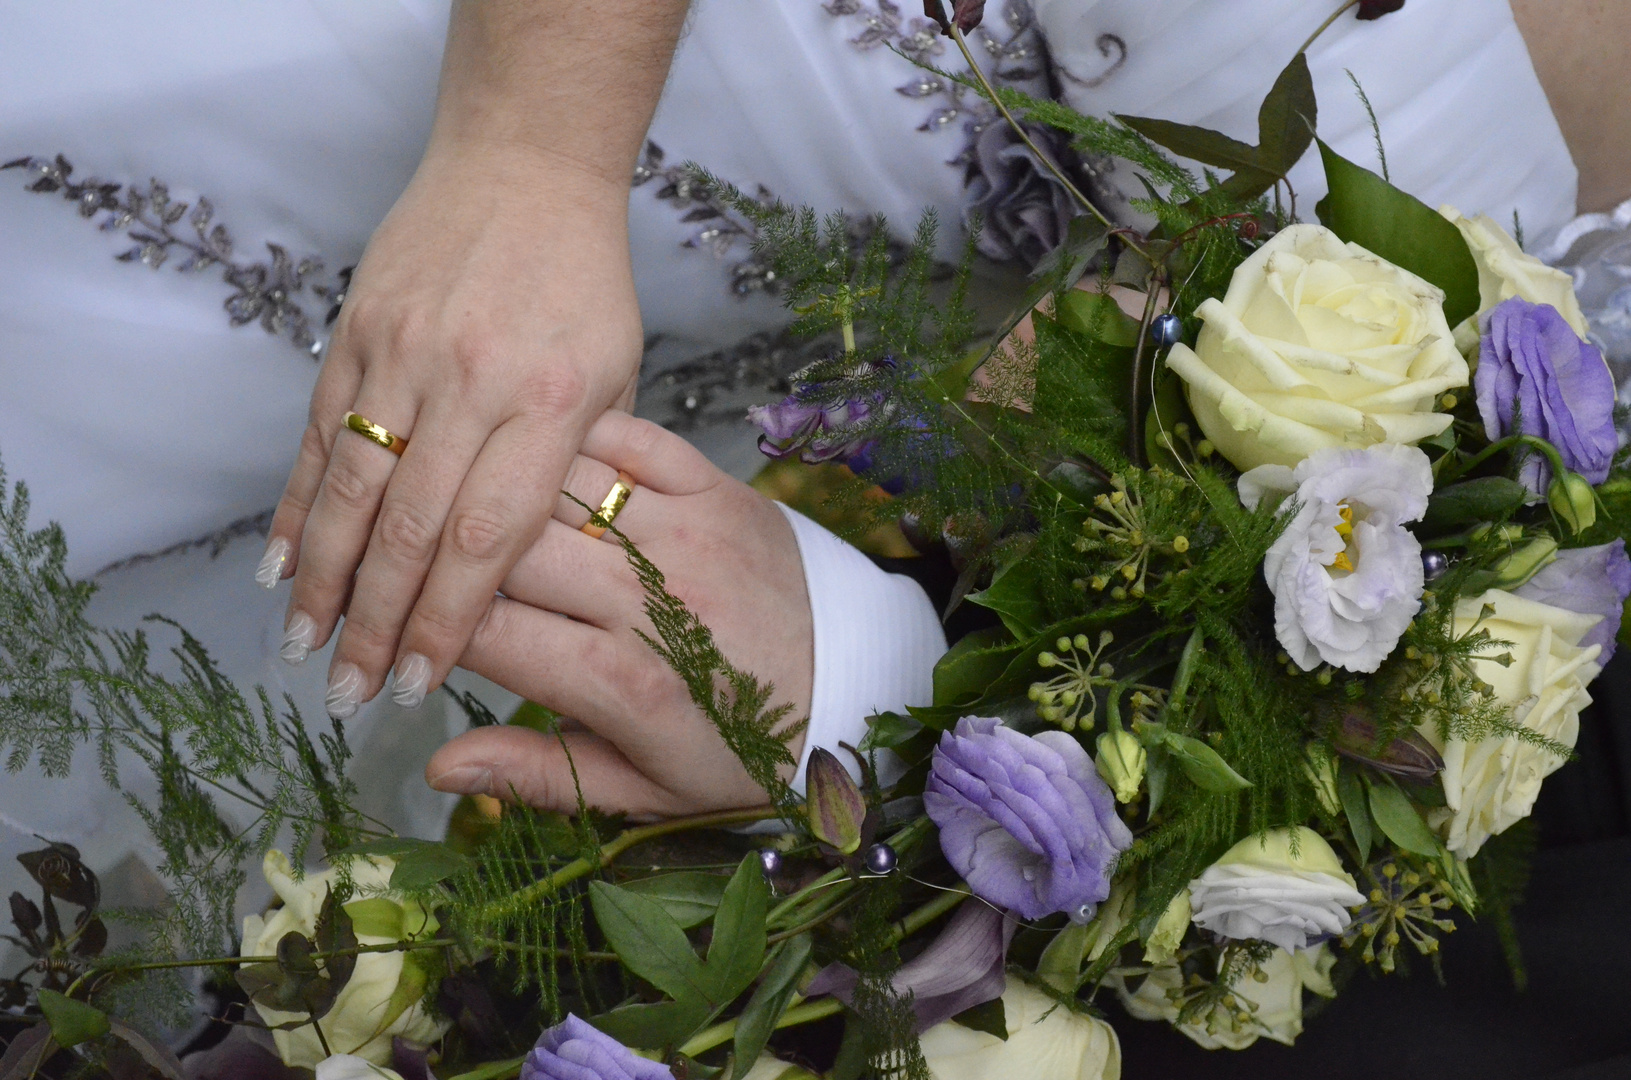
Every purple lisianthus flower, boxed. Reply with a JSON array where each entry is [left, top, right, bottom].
[[1476, 298, 1617, 493], [748, 393, 876, 464], [806, 899, 1017, 1032], [924, 716, 1132, 921], [520, 1016, 672, 1080], [1515, 540, 1631, 663]]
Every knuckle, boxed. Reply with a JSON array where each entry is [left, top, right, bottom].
[[624, 417, 664, 460], [338, 612, 399, 657], [449, 332, 503, 389], [322, 456, 378, 513], [375, 501, 441, 564], [448, 505, 513, 562], [515, 368, 589, 422]]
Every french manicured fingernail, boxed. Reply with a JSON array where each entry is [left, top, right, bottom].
[[428, 764, 492, 795], [255, 537, 291, 589], [391, 653, 432, 709], [280, 611, 316, 665], [326, 662, 365, 719]]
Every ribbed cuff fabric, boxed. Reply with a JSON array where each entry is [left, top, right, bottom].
[[775, 503, 947, 794]]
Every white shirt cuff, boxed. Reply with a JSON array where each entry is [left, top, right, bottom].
[[775, 503, 947, 794]]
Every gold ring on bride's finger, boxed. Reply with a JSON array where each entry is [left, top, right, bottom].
[[342, 411, 408, 456], [581, 471, 636, 538]]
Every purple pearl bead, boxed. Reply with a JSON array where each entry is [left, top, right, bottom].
[[1422, 550, 1449, 582], [864, 842, 898, 875], [758, 848, 783, 877], [1151, 313, 1183, 348]]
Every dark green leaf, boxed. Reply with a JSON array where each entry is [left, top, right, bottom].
[[1055, 289, 1141, 348], [932, 627, 1020, 708], [1162, 732, 1252, 793], [1367, 779, 1441, 857], [108, 1020, 184, 1079], [1114, 116, 1264, 175], [312, 887, 357, 1010], [590, 999, 710, 1051], [1254, 52, 1317, 175], [968, 557, 1051, 639], [36, 989, 109, 1049], [951, 997, 1008, 1040], [1315, 140, 1480, 326], [731, 934, 813, 1080], [622, 872, 729, 930], [389, 843, 474, 891], [859, 711, 923, 752], [1337, 765, 1373, 864], [1145, 745, 1171, 816], [588, 881, 711, 1005], [705, 854, 769, 1003], [0, 1022, 56, 1078], [1421, 477, 1529, 531]]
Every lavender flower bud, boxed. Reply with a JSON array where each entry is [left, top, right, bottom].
[[1491, 537, 1558, 588], [805, 748, 867, 855], [1328, 708, 1443, 782]]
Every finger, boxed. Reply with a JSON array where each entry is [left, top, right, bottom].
[[459, 596, 687, 748], [553, 453, 650, 535], [580, 411, 719, 496], [259, 352, 365, 590], [499, 519, 643, 629], [327, 400, 491, 711], [281, 387, 417, 678], [395, 415, 581, 703], [426, 726, 689, 818]]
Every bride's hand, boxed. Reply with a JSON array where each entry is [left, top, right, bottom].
[[424, 412, 814, 819]]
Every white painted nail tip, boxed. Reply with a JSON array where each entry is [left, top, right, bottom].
[[391, 653, 432, 709], [255, 537, 291, 589], [280, 612, 316, 665], [326, 663, 364, 720]]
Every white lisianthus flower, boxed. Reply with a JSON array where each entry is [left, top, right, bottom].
[[919, 977, 1121, 1080], [1188, 828, 1364, 953], [1115, 945, 1336, 1050], [1420, 589, 1602, 857], [241, 851, 450, 1068], [1439, 205, 1590, 339], [1239, 443, 1433, 673], [315, 1057, 405, 1080], [1166, 223, 1466, 472]]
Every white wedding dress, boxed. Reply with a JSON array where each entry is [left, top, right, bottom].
[[0, 0, 1615, 954]]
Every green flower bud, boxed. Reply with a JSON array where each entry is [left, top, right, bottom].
[[1141, 887, 1192, 965], [804, 748, 866, 855], [1548, 470, 1597, 535], [1095, 728, 1147, 804], [1491, 536, 1558, 588]]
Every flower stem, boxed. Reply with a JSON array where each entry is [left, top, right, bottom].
[[1439, 433, 1565, 485], [1298, 0, 1361, 56]]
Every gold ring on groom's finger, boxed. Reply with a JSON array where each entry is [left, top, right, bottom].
[[581, 471, 636, 538], [342, 411, 408, 456]]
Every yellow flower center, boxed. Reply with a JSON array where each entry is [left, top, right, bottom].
[[1330, 504, 1356, 574]]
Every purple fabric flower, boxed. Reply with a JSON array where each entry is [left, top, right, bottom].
[[1515, 540, 1631, 663], [520, 1016, 673, 1080], [805, 899, 1017, 1032], [924, 716, 1132, 921], [1476, 298, 1617, 493]]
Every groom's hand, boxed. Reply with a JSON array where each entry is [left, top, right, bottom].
[[256, 0, 689, 718], [425, 412, 815, 819]]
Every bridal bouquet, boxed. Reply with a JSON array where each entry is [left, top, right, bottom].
[[3, 18, 1627, 1080]]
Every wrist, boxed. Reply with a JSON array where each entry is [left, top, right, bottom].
[[418, 128, 634, 213]]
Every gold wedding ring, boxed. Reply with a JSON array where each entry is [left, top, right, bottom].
[[342, 411, 408, 456], [581, 471, 636, 538]]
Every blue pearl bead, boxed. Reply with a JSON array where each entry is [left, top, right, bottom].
[[864, 842, 898, 875], [1422, 550, 1449, 582], [758, 848, 783, 877], [1151, 313, 1183, 348]]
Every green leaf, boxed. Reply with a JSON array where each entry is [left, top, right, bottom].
[[36, 990, 110, 1049], [0, 1023, 57, 1077], [591, 999, 710, 1051], [622, 872, 730, 930], [1337, 765, 1373, 864], [1145, 361, 1196, 472], [859, 711, 923, 752], [705, 854, 770, 1003], [1114, 115, 1265, 175], [731, 934, 813, 1080], [1031, 313, 1133, 454], [388, 842, 472, 891], [588, 880, 711, 1005], [1254, 52, 1317, 175], [967, 558, 1051, 639], [1160, 732, 1252, 793], [107, 1019, 185, 1079], [1421, 476, 1530, 531], [343, 896, 405, 940], [1055, 290, 1141, 348], [951, 997, 1008, 1040], [1366, 779, 1441, 857], [1315, 139, 1480, 326], [932, 627, 1020, 708]]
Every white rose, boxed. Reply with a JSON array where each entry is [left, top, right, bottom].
[[1239, 443, 1432, 673], [1420, 589, 1602, 857], [918, 977, 1121, 1080], [1166, 223, 1467, 472], [1188, 828, 1363, 953], [315, 1057, 405, 1080], [1440, 206, 1589, 339], [241, 851, 450, 1068], [1115, 945, 1336, 1050]]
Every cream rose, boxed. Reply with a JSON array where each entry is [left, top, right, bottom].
[[1420, 589, 1603, 857], [1187, 828, 1363, 952], [1440, 206, 1589, 338], [918, 977, 1121, 1080], [316, 1057, 405, 1080], [1166, 224, 1467, 472], [1115, 945, 1335, 1050], [241, 851, 450, 1068]]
